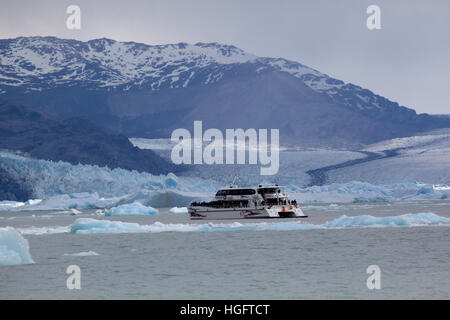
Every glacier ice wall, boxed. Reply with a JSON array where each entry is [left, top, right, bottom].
[[0, 152, 220, 198], [1, 151, 450, 210]]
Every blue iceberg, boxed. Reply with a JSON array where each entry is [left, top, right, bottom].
[[0, 228, 35, 266], [70, 212, 450, 235], [323, 212, 450, 228], [105, 202, 158, 216]]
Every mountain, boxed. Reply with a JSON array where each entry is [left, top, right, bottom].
[[1, 36, 449, 147], [0, 96, 173, 174]]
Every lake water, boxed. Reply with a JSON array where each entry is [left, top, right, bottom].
[[1, 200, 449, 299]]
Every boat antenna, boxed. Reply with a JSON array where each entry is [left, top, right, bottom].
[[231, 175, 238, 187]]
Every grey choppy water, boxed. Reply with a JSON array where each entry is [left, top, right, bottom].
[[1, 201, 449, 299]]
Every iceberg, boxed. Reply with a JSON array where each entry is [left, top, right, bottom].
[[70, 208, 82, 215], [25, 192, 124, 211], [0, 200, 25, 209], [323, 212, 450, 228], [169, 206, 188, 214], [71, 218, 149, 234], [70, 212, 450, 235], [0, 190, 207, 212], [0, 227, 35, 266], [105, 202, 158, 216], [16, 226, 70, 235], [64, 251, 99, 257], [117, 190, 208, 208], [353, 196, 388, 203], [0, 199, 42, 211], [24, 199, 42, 206]]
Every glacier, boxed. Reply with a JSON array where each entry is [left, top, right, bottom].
[[328, 130, 450, 185], [0, 151, 216, 209], [0, 227, 35, 266], [287, 181, 450, 204], [0, 152, 219, 198], [105, 202, 158, 216], [69, 212, 450, 235]]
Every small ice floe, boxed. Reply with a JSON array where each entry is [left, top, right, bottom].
[[70, 209, 82, 216], [0, 199, 42, 211], [169, 206, 188, 214], [24, 199, 42, 206], [64, 251, 99, 257], [433, 184, 450, 191], [16, 226, 70, 235], [104, 202, 158, 216], [0, 227, 35, 266], [322, 212, 450, 228], [0, 200, 25, 210]]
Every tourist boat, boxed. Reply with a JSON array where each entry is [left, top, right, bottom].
[[188, 183, 307, 220]]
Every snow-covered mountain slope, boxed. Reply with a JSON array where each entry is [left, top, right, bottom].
[[0, 36, 408, 111], [0, 37, 334, 93], [1, 36, 449, 146], [0, 37, 257, 90]]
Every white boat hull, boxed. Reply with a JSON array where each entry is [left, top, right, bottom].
[[189, 205, 307, 220]]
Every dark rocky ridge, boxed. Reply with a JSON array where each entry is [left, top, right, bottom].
[[0, 96, 174, 176]]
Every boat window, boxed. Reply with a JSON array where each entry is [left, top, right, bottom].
[[193, 200, 249, 208], [216, 189, 256, 196], [258, 188, 279, 194]]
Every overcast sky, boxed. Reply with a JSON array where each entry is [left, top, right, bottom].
[[1, 0, 449, 114]]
